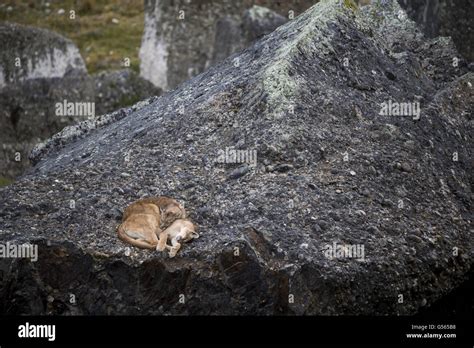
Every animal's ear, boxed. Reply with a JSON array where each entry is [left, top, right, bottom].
[[191, 232, 200, 239]]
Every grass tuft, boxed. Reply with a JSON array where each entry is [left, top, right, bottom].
[[0, 0, 144, 74]]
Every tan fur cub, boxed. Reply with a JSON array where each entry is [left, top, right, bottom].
[[157, 219, 199, 258], [118, 196, 186, 250]]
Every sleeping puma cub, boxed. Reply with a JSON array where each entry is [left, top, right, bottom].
[[157, 219, 199, 258], [135, 196, 186, 229], [118, 196, 186, 250]]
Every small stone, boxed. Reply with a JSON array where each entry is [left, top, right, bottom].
[[381, 199, 392, 208], [57, 8, 65, 15], [228, 165, 250, 180], [404, 140, 415, 150], [274, 164, 294, 173], [120, 172, 131, 178], [124, 247, 131, 257], [265, 165, 275, 172], [349, 170, 356, 176], [317, 220, 329, 230], [111, 18, 119, 24], [368, 226, 380, 234], [113, 187, 124, 195], [400, 162, 412, 172], [407, 234, 423, 244]]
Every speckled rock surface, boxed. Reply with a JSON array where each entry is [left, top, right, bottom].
[[0, 0, 472, 315]]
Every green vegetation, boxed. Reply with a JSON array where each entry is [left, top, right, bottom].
[[0, 0, 144, 74], [116, 93, 143, 109], [343, 0, 359, 11], [0, 176, 13, 187]]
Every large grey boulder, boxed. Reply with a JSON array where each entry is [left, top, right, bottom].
[[0, 0, 472, 315], [0, 22, 93, 180], [0, 22, 87, 88], [0, 23, 162, 180], [139, 0, 316, 90]]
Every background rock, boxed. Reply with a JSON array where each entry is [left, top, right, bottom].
[[212, 6, 288, 65], [0, 0, 472, 315], [0, 23, 161, 180], [398, 0, 473, 61], [139, 0, 316, 90], [93, 69, 162, 116], [0, 73, 94, 179], [0, 22, 86, 88], [0, 22, 93, 180]]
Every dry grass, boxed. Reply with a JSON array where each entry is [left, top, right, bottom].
[[0, 0, 144, 73]]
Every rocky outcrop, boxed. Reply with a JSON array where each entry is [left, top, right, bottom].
[[398, 0, 473, 61], [93, 69, 162, 116], [139, 0, 316, 90], [0, 0, 472, 315]]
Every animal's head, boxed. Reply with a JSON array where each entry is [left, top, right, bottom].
[[177, 230, 199, 243], [160, 204, 186, 227]]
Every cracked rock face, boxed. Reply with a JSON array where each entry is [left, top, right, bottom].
[[0, 0, 472, 315]]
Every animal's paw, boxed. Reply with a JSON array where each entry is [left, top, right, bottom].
[[156, 244, 165, 252], [169, 247, 179, 258]]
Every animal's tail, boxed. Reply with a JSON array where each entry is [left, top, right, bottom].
[[117, 224, 156, 250]]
